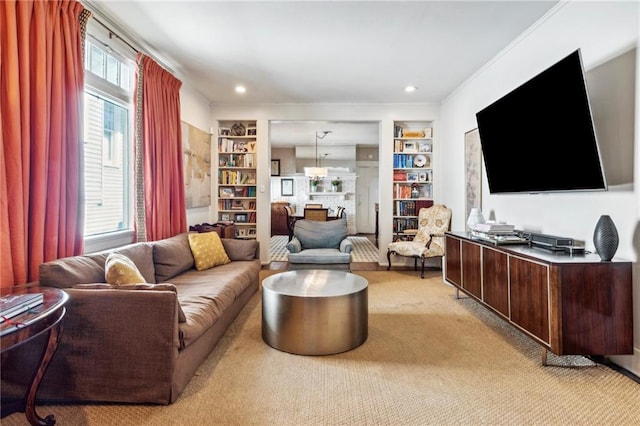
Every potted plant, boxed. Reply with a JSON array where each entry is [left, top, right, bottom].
[[331, 177, 341, 192], [310, 176, 320, 192]]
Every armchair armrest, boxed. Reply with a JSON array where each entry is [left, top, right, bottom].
[[340, 239, 353, 253], [425, 233, 446, 249], [286, 237, 302, 253]]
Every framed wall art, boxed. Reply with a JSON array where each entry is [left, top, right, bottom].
[[281, 178, 294, 196], [182, 121, 211, 208], [465, 128, 482, 228], [271, 159, 280, 176]]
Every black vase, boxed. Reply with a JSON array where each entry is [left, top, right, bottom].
[[593, 215, 619, 261]]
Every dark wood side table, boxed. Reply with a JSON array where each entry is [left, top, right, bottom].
[[1, 286, 68, 426], [270, 201, 290, 236]]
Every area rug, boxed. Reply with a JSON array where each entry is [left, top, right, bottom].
[[5, 271, 637, 425], [269, 235, 378, 262]]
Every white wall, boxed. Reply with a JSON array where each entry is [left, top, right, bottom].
[[211, 104, 440, 264], [440, 1, 639, 375]]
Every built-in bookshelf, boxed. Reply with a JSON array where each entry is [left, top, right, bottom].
[[217, 121, 257, 239], [392, 121, 434, 241]]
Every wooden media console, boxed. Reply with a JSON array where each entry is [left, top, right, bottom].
[[444, 232, 633, 365]]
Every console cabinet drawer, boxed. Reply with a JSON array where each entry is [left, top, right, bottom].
[[481, 247, 509, 318]]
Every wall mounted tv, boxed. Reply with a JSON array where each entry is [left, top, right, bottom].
[[476, 49, 607, 194]]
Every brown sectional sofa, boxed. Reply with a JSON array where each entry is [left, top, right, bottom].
[[1, 233, 260, 404]]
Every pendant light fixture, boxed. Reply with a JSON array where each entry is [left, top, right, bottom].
[[305, 130, 331, 178]]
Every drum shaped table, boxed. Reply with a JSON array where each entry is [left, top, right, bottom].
[[262, 270, 368, 355]]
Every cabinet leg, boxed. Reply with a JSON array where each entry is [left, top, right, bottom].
[[541, 348, 548, 366]]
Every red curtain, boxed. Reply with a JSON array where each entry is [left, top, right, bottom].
[[135, 54, 187, 241], [0, 0, 87, 289]]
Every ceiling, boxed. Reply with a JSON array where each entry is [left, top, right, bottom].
[[87, 0, 558, 147]]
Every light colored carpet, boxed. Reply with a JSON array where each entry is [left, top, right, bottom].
[[270, 235, 378, 262], [3, 271, 639, 425]]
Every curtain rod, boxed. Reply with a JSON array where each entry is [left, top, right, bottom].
[[82, 2, 179, 77], [92, 16, 139, 54]]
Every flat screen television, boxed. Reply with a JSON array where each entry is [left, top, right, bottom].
[[475, 49, 607, 194]]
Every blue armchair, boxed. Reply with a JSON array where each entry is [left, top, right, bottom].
[[286, 218, 352, 270]]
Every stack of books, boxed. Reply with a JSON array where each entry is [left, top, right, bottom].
[[473, 222, 515, 233], [0, 293, 44, 322]]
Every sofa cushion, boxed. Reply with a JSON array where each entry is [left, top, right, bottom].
[[170, 260, 260, 348], [288, 248, 351, 264], [72, 283, 187, 323], [294, 219, 348, 249], [152, 233, 195, 282], [39, 242, 156, 288], [105, 253, 147, 285], [188, 232, 231, 270], [39, 256, 106, 288], [221, 238, 258, 261], [110, 243, 156, 284]]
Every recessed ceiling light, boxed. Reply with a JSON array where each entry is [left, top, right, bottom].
[[405, 86, 417, 93], [235, 85, 246, 94]]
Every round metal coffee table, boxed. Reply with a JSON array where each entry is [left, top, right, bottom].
[[262, 270, 368, 355]]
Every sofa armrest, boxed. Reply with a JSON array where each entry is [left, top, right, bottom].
[[340, 239, 353, 253], [32, 288, 181, 403], [286, 237, 302, 253]]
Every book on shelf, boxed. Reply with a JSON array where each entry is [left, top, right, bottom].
[[393, 171, 407, 181], [1, 293, 44, 322]]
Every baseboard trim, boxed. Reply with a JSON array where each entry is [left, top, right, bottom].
[[588, 356, 640, 384]]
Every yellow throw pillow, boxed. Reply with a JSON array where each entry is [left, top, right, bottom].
[[105, 253, 147, 285], [188, 232, 231, 271]]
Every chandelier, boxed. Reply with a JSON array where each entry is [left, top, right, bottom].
[[305, 131, 331, 178]]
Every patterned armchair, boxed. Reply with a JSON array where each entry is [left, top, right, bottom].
[[387, 204, 452, 278]]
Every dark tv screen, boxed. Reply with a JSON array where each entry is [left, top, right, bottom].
[[476, 49, 606, 194]]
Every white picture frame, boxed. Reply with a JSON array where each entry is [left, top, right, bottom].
[[418, 141, 431, 153], [403, 141, 417, 153]]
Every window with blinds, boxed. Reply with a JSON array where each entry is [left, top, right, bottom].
[[82, 25, 135, 251]]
